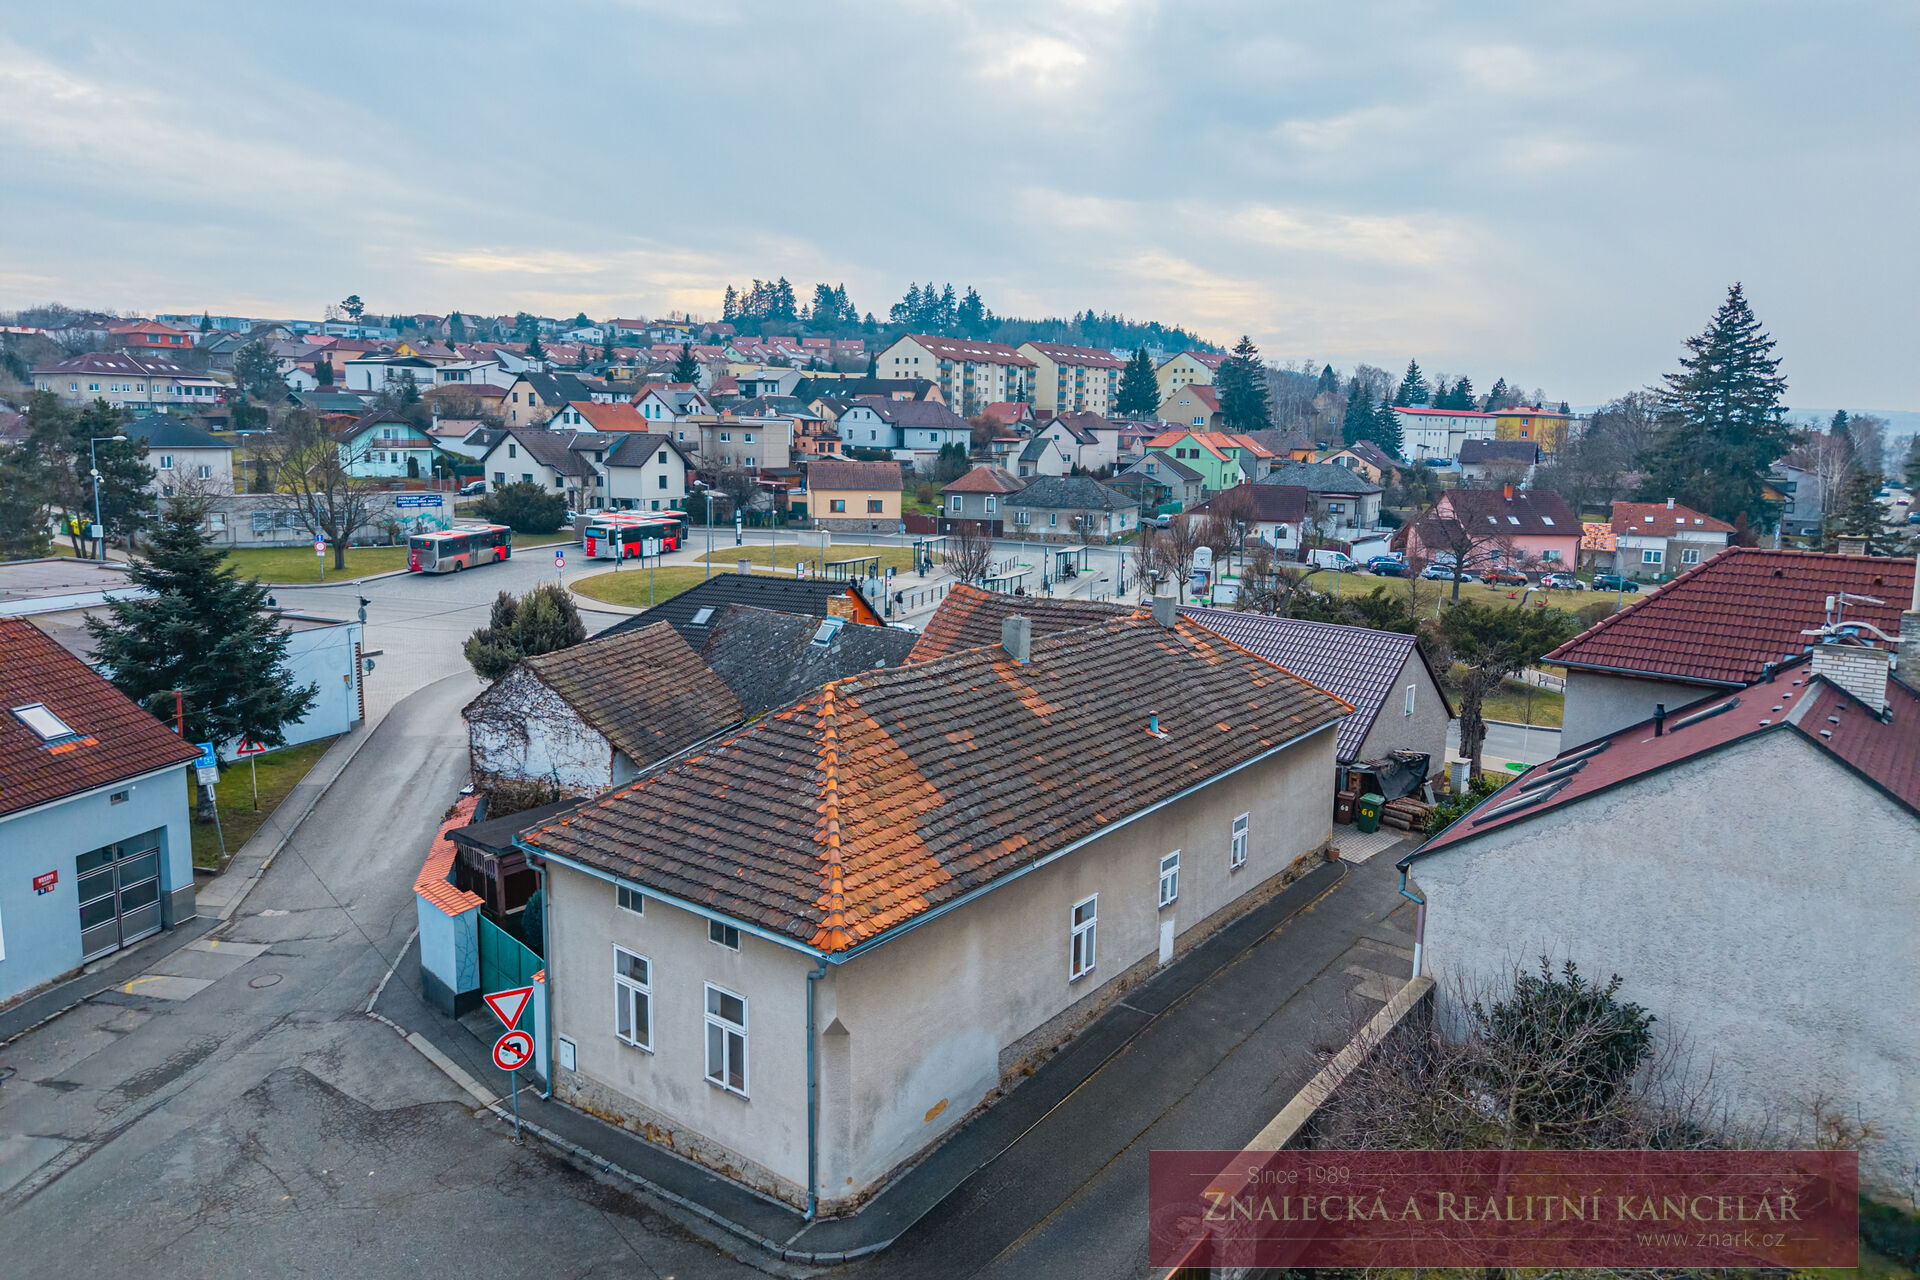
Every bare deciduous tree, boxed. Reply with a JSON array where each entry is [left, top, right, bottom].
[[942, 518, 993, 586], [1151, 512, 1203, 591], [1410, 497, 1515, 601], [255, 410, 381, 568]]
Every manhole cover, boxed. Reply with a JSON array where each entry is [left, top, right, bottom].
[[248, 973, 283, 989]]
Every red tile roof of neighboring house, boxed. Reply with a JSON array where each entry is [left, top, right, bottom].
[[1187, 483, 1309, 527], [940, 465, 1024, 496], [906, 584, 1131, 662], [0, 618, 200, 818], [900, 335, 1035, 367], [1496, 405, 1570, 417], [1022, 341, 1127, 369], [1547, 548, 1916, 686], [1148, 429, 1230, 461], [413, 795, 484, 917], [806, 459, 901, 491], [523, 612, 1350, 951], [1610, 501, 1736, 537], [1169, 350, 1227, 370], [1408, 659, 1920, 859], [1178, 385, 1222, 411], [564, 400, 649, 432], [978, 401, 1033, 426]]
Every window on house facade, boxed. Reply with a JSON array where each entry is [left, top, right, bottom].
[[1680, 548, 1702, 565], [1405, 685, 1416, 717], [1642, 549, 1662, 564], [1069, 895, 1098, 980], [1230, 813, 1249, 869], [949, 495, 963, 513], [867, 499, 882, 513], [704, 985, 748, 1095], [1158, 852, 1180, 908], [494, 471, 505, 485], [614, 947, 651, 1050], [1014, 509, 1030, 526], [159, 455, 174, 470], [985, 496, 996, 513], [1048, 513, 1057, 527], [1541, 549, 1562, 561], [617, 885, 643, 915], [709, 919, 740, 950], [830, 499, 846, 513]]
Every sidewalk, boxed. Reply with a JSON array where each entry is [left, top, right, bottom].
[[374, 853, 1411, 1265]]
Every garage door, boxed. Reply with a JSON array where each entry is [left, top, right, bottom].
[[77, 832, 164, 962]]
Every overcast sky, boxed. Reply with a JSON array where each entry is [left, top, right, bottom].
[[2, 1, 1914, 409]]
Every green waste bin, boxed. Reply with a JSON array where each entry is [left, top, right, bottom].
[[1355, 792, 1384, 834]]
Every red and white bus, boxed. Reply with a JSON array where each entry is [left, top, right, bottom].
[[407, 524, 512, 573], [583, 512, 688, 560]]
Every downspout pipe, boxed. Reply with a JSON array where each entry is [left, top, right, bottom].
[[533, 857, 553, 1100], [1397, 866, 1426, 981], [805, 958, 827, 1222]]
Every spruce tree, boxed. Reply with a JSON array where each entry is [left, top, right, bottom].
[[673, 343, 698, 383], [1393, 359, 1430, 407], [1342, 379, 1374, 446], [0, 447, 52, 558], [1372, 397, 1404, 457], [1316, 363, 1339, 396], [464, 585, 588, 681], [85, 496, 317, 757], [1217, 335, 1271, 432], [1449, 375, 1475, 411], [1117, 347, 1159, 418], [1637, 283, 1795, 527], [199, 311, 212, 333], [1829, 409, 1853, 458], [526, 330, 545, 361], [1828, 465, 1891, 553], [1486, 377, 1509, 411]]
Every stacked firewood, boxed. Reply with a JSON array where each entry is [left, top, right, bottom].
[[1380, 796, 1434, 831]]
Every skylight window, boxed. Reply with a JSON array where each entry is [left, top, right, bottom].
[[1540, 516, 1555, 526], [13, 702, 77, 742], [1507, 516, 1520, 525], [690, 607, 715, 625], [812, 618, 845, 646]]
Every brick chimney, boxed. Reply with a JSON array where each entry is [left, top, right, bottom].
[[1812, 640, 1890, 714], [1502, 482, 1514, 500], [1836, 534, 1869, 557], [1899, 553, 1920, 679]]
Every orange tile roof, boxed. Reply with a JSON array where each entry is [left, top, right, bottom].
[[1610, 501, 1736, 537], [525, 613, 1350, 951], [907, 583, 1131, 662], [565, 400, 649, 432], [413, 794, 483, 917]]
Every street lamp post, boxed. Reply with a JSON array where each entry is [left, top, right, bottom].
[[692, 482, 715, 579], [89, 433, 129, 559]]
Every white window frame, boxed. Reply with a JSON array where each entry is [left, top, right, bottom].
[[613, 946, 652, 1051], [704, 983, 749, 1095], [1158, 852, 1180, 908], [1069, 894, 1098, 980], [616, 884, 643, 915], [1680, 547, 1702, 565], [709, 919, 740, 950], [1404, 685, 1416, 717], [1229, 812, 1249, 870], [1642, 548, 1663, 564]]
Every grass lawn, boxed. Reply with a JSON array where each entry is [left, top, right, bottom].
[[1446, 667, 1564, 727], [513, 529, 578, 548], [1312, 571, 1605, 616], [189, 735, 338, 869], [901, 488, 941, 516], [699, 543, 919, 575], [569, 565, 717, 609], [222, 545, 410, 583]]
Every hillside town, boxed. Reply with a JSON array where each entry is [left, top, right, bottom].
[[2, 4, 1917, 1274]]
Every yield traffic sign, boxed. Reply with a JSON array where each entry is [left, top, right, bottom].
[[235, 739, 267, 757], [484, 985, 535, 1031], [493, 1030, 534, 1072]]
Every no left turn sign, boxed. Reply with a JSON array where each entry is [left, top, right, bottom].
[[493, 1029, 534, 1072]]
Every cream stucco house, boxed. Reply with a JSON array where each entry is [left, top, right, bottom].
[[519, 601, 1347, 1215]]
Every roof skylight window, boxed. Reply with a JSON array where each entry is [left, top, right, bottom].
[[690, 607, 715, 625], [13, 702, 77, 743]]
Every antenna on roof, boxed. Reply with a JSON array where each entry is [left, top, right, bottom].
[[1827, 590, 1886, 628]]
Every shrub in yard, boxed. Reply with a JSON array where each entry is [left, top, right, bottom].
[[1423, 770, 1507, 835], [915, 481, 937, 506], [1475, 959, 1656, 1144], [463, 584, 586, 680], [474, 480, 566, 533], [1573, 598, 1619, 629]]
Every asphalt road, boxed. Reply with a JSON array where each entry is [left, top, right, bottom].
[[0, 674, 763, 1279]]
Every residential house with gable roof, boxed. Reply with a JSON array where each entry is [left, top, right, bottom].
[[1018, 341, 1125, 415], [32, 352, 224, 411], [0, 618, 202, 1002], [601, 432, 693, 512], [1146, 430, 1245, 491], [519, 603, 1349, 1212], [806, 459, 903, 530], [1456, 439, 1540, 486], [873, 335, 1033, 416], [634, 383, 714, 426], [941, 465, 1023, 522], [1402, 483, 1576, 569], [334, 410, 437, 479], [1004, 475, 1137, 540], [1159, 383, 1224, 431], [1114, 451, 1207, 515], [1184, 483, 1309, 553], [1154, 350, 1226, 398], [1605, 499, 1735, 580], [1547, 547, 1916, 748], [130, 414, 235, 496], [1320, 440, 1398, 486], [1400, 636, 1920, 1193], [1015, 434, 1071, 479]]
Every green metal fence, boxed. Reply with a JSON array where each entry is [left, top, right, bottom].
[[478, 913, 542, 996]]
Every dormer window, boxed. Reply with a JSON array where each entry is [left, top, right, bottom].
[[13, 702, 78, 744]]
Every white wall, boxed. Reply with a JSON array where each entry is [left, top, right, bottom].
[[1561, 670, 1726, 748], [466, 668, 614, 795], [1411, 732, 1920, 1193]]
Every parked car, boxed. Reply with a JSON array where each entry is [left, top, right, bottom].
[[1420, 563, 1460, 581], [1146, 514, 1173, 528], [1591, 574, 1641, 592], [1482, 568, 1531, 587], [1365, 554, 1405, 572], [458, 480, 487, 496], [1538, 572, 1585, 590], [1369, 559, 1408, 577]]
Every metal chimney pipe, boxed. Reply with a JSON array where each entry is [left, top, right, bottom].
[[1653, 703, 1666, 736]]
